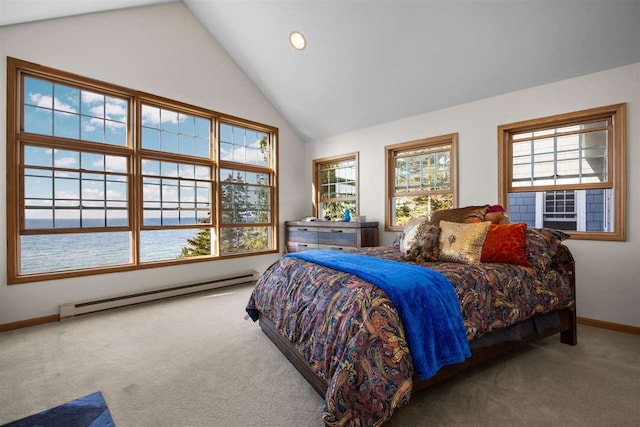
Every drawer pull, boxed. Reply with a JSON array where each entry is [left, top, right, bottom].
[[298, 244, 308, 247], [331, 229, 343, 233], [331, 247, 344, 251]]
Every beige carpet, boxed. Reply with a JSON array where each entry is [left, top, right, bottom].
[[0, 282, 638, 426]]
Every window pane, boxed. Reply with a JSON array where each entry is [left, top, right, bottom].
[[141, 104, 210, 159], [24, 105, 53, 135], [392, 194, 454, 227], [220, 122, 269, 166], [23, 146, 128, 231], [507, 189, 613, 233], [142, 105, 160, 128], [24, 77, 129, 148], [142, 127, 160, 151], [140, 228, 211, 262], [511, 125, 609, 188], [81, 116, 104, 143], [195, 117, 209, 139], [24, 76, 53, 108], [161, 109, 178, 132], [394, 150, 450, 193], [54, 149, 79, 169], [318, 158, 357, 206], [143, 160, 212, 227], [179, 113, 194, 135], [221, 169, 271, 224], [220, 226, 270, 255], [20, 232, 131, 274], [54, 111, 80, 139], [106, 121, 127, 146], [319, 201, 357, 221], [81, 91, 104, 118]]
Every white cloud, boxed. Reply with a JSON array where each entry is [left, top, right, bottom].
[[54, 157, 77, 167], [29, 93, 77, 113], [83, 121, 97, 132], [143, 185, 160, 200], [81, 91, 104, 104], [104, 156, 127, 172], [82, 188, 104, 199], [106, 121, 126, 132], [55, 190, 79, 200], [106, 190, 123, 199], [141, 105, 190, 127], [142, 105, 160, 126], [105, 102, 127, 121], [162, 186, 179, 201], [89, 105, 104, 118]]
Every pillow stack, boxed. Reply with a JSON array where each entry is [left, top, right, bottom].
[[398, 205, 560, 268]]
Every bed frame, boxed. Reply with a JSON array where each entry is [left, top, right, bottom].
[[257, 244, 577, 398]]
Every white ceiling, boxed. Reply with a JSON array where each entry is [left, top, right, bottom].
[[2, 0, 639, 141]]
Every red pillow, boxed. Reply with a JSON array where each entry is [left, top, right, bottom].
[[481, 223, 532, 267]]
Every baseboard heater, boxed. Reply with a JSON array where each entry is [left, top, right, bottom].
[[59, 270, 259, 319]]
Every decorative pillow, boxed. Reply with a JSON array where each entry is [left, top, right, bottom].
[[525, 228, 570, 272], [438, 220, 491, 264], [405, 223, 440, 262], [481, 223, 531, 267], [399, 217, 428, 253], [429, 205, 490, 226]]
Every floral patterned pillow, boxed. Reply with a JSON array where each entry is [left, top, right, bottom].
[[525, 228, 570, 272]]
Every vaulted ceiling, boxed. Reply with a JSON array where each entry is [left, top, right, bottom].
[[2, 0, 639, 141]]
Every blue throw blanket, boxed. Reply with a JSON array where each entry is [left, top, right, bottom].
[[286, 250, 471, 380]]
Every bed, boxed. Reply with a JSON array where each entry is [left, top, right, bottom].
[[246, 223, 576, 426]]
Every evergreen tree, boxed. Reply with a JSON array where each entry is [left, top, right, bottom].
[[182, 135, 271, 256], [179, 221, 210, 257]]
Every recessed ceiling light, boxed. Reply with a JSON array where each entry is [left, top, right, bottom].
[[289, 31, 306, 50]]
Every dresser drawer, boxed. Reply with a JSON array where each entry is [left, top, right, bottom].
[[318, 228, 357, 246], [318, 244, 349, 251], [287, 242, 319, 252], [286, 226, 318, 244]]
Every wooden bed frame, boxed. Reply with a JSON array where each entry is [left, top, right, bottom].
[[257, 244, 577, 398]]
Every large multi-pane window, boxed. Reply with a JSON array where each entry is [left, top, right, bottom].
[[385, 134, 457, 230], [7, 57, 278, 284], [499, 104, 626, 240], [312, 153, 358, 221]]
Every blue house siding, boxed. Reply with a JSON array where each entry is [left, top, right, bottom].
[[508, 193, 536, 227], [586, 189, 605, 231]]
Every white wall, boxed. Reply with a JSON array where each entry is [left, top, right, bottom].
[[306, 63, 640, 328], [0, 2, 307, 325]]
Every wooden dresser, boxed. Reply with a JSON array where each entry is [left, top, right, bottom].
[[285, 220, 379, 253]]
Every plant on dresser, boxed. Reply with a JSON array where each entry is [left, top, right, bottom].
[[285, 221, 379, 253]]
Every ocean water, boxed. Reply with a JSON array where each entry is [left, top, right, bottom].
[[21, 219, 204, 275]]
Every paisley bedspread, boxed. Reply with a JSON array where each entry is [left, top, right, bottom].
[[246, 245, 574, 426]]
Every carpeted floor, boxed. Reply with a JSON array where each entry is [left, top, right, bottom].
[[0, 282, 638, 426]]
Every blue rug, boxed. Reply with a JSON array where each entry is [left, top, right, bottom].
[[2, 391, 115, 427]]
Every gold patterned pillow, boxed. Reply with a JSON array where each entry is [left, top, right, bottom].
[[438, 220, 491, 264]]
